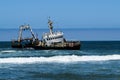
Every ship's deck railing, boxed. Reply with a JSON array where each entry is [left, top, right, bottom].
[[43, 31, 63, 38]]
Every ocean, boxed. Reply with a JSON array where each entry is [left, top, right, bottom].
[[0, 29, 120, 80]]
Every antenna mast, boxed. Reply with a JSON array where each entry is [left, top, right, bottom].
[[48, 17, 53, 34]]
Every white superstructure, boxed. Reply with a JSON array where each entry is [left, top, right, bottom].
[[42, 18, 64, 46]]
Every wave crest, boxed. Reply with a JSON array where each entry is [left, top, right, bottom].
[[1, 50, 16, 53], [0, 55, 120, 64]]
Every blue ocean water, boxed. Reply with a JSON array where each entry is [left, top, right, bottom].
[[0, 29, 120, 80], [1, 28, 120, 41]]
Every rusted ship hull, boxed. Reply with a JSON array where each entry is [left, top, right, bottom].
[[33, 45, 80, 50], [11, 38, 35, 48], [33, 41, 81, 50], [11, 40, 80, 50], [11, 43, 33, 48]]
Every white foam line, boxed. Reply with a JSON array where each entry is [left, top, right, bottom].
[[0, 55, 120, 64], [1, 50, 16, 53]]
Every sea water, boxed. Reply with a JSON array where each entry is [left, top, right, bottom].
[[0, 29, 120, 80]]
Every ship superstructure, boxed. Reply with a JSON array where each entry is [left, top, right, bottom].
[[42, 18, 64, 46], [33, 18, 80, 50]]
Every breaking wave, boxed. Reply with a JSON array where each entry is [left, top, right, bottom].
[[1, 50, 16, 53], [0, 54, 120, 64]]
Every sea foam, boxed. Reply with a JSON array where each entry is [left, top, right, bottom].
[[1, 50, 16, 53], [0, 55, 120, 64]]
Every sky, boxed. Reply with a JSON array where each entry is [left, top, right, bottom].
[[0, 0, 120, 29]]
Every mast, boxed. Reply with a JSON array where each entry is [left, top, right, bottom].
[[48, 17, 53, 34]]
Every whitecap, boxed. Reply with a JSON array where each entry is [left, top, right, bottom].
[[1, 50, 16, 53], [0, 54, 120, 64]]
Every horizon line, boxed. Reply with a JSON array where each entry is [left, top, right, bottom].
[[1, 27, 120, 29]]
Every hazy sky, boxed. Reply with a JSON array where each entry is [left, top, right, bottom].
[[0, 0, 120, 29]]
